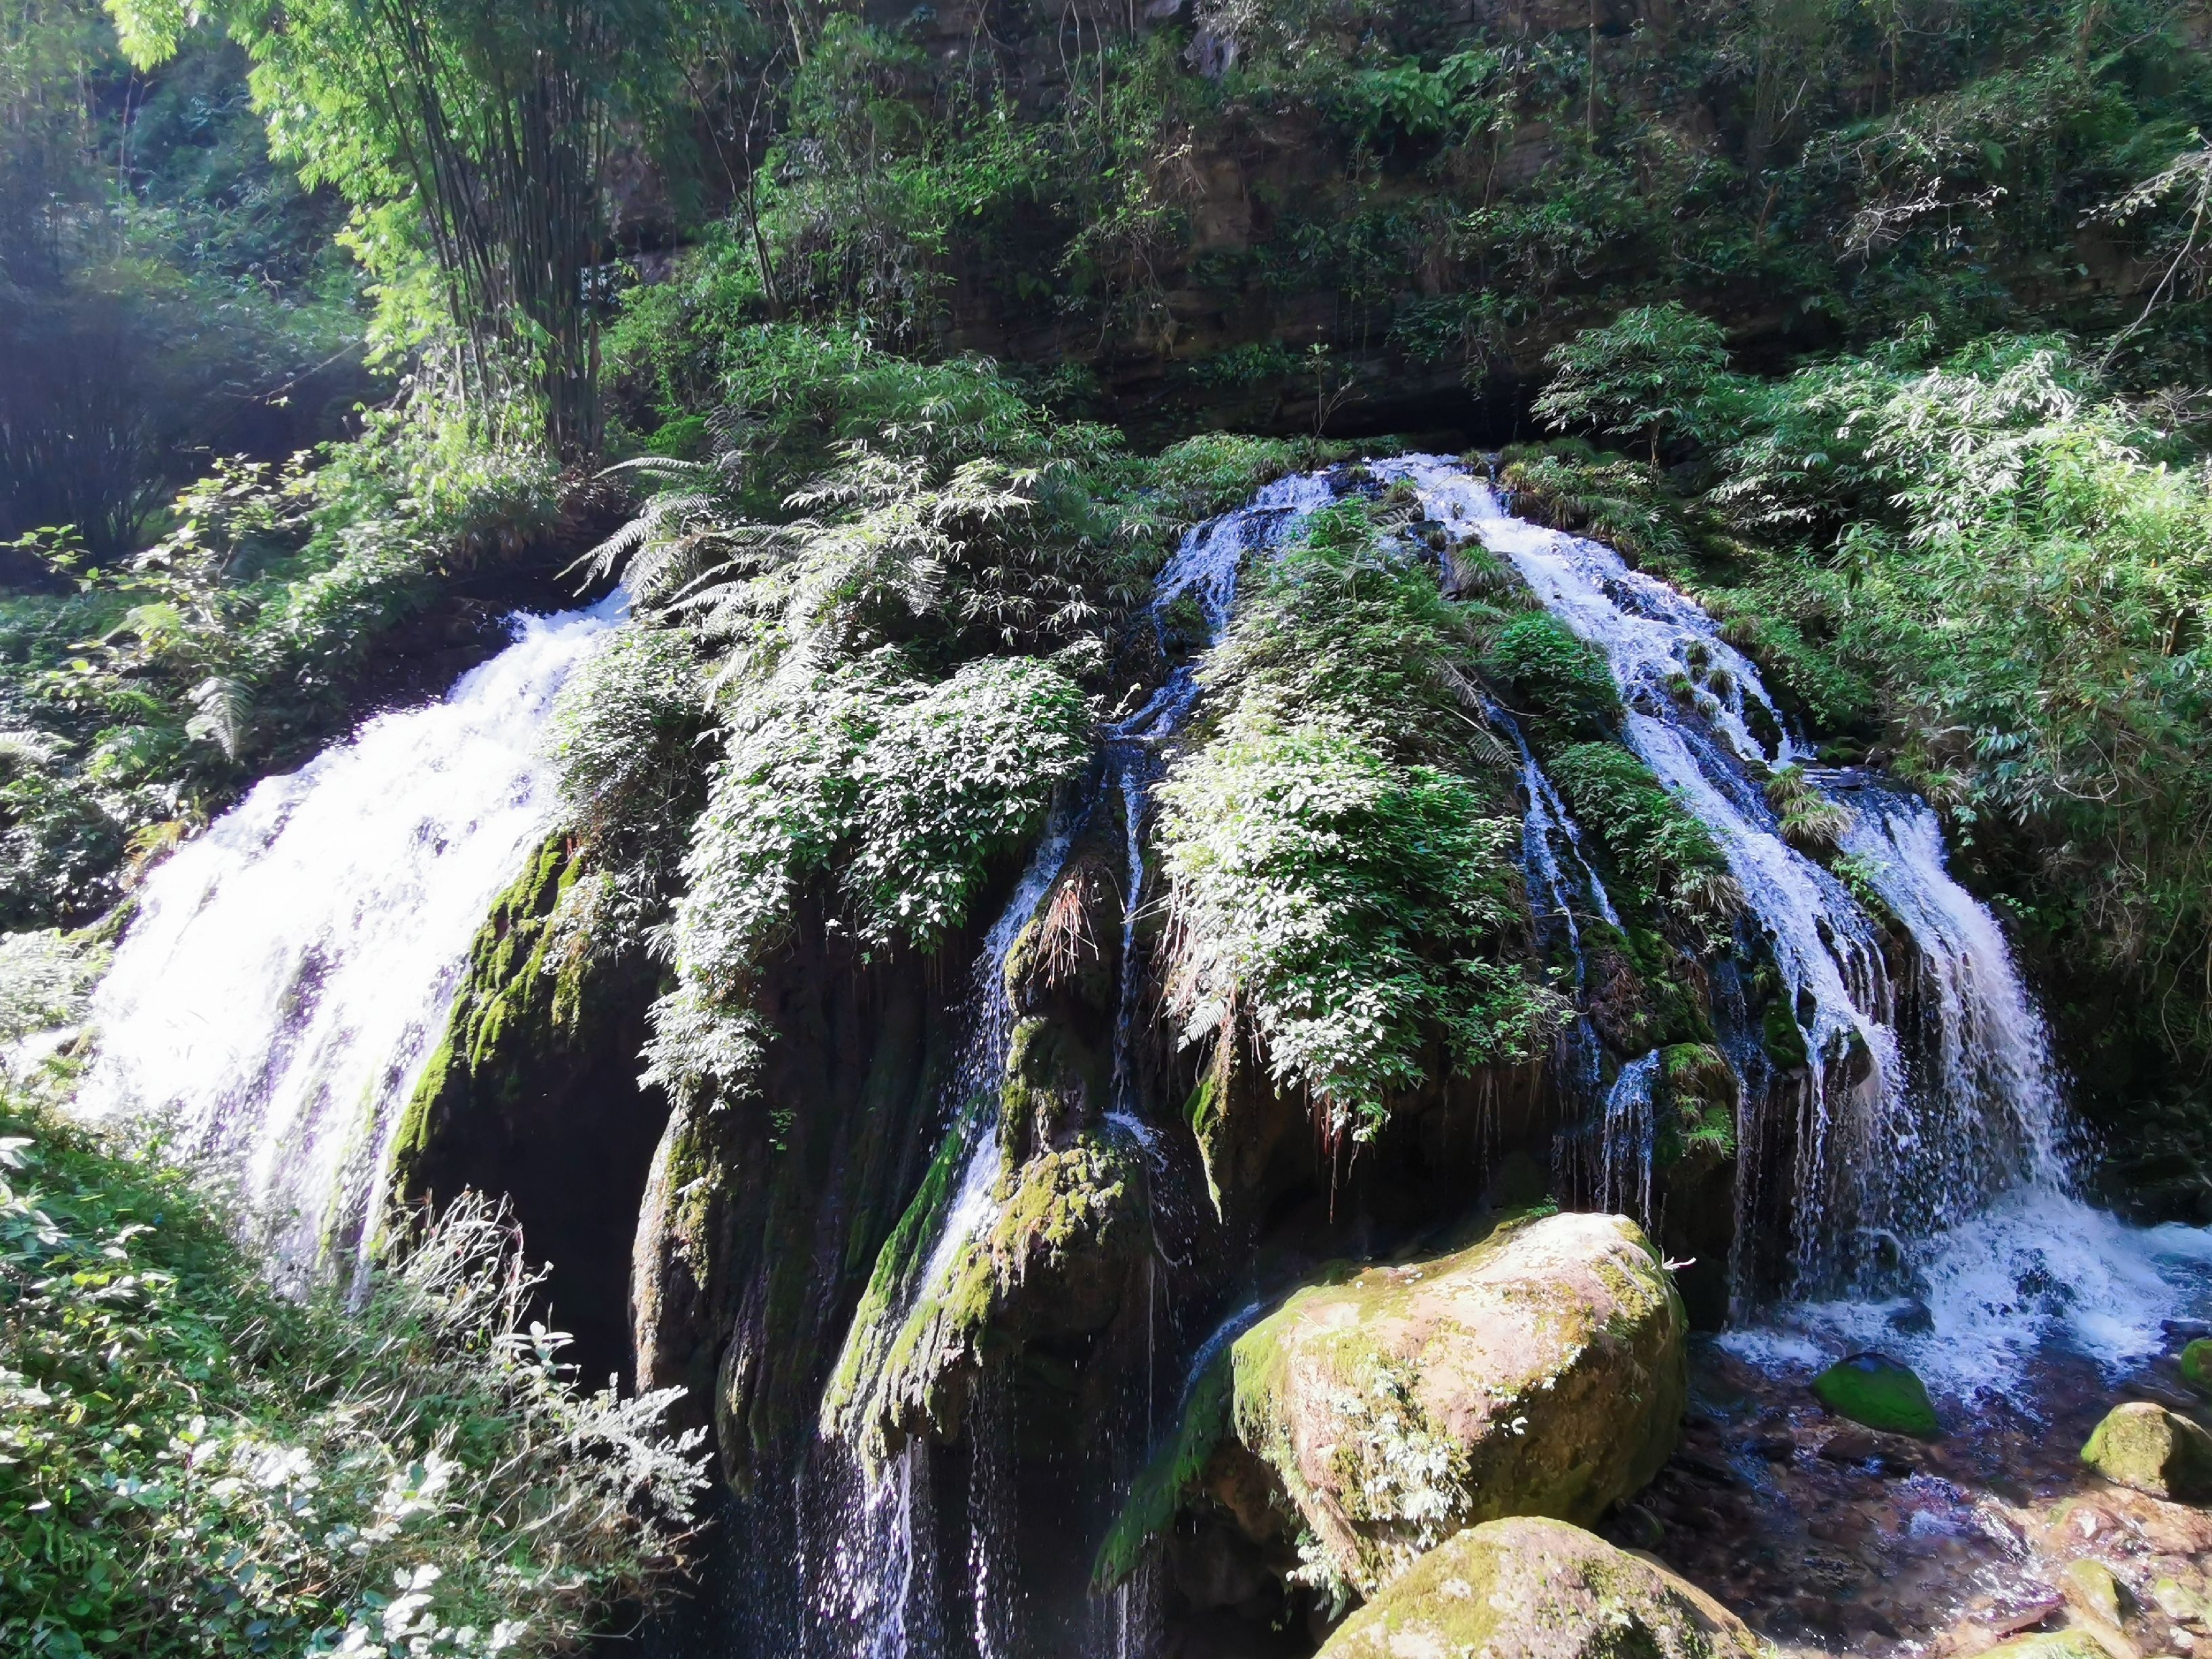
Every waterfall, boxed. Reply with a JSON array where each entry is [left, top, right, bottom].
[[1490, 700, 1614, 1136], [77, 595, 625, 1282], [1595, 1050, 1661, 1229], [811, 470, 1332, 1655], [1375, 454, 2212, 1391]]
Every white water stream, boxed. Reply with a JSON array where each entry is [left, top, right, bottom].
[[77, 595, 624, 1281], [1377, 455, 2212, 1397]]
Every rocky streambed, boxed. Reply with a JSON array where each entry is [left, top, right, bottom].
[[1603, 1336, 2212, 1659]]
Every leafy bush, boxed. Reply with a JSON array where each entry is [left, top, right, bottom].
[[0, 1099, 705, 1659], [1547, 741, 1736, 930], [1483, 611, 1620, 742], [1160, 716, 1555, 1142], [1160, 496, 1559, 1141], [1532, 302, 1733, 465], [645, 651, 1090, 1096]]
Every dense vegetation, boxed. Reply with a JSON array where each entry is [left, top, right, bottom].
[[1506, 314, 2212, 1108], [0, 1084, 704, 1658]]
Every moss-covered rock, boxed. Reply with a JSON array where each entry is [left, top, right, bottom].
[[1811, 1353, 1940, 1438], [391, 832, 669, 1384], [2059, 1557, 2127, 1626], [2082, 1402, 2212, 1502], [1314, 1515, 1762, 1659], [1221, 1211, 1687, 1597], [826, 1120, 1148, 1460], [1973, 1634, 2112, 1659], [2182, 1338, 2212, 1395]]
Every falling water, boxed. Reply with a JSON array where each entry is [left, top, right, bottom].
[[1374, 454, 2212, 1388], [816, 471, 1332, 1656], [77, 595, 626, 1280], [1490, 699, 1614, 1130], [1596, 1049, 1661, 1229]]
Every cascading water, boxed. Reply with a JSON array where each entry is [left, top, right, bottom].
[[1489, 699, 1617, 1187], [1595, 1050, 1661, 1227], [77, 594, 625, 1281], [809, 470, 1331, 1658], [1374, 453, 2212, 1391]]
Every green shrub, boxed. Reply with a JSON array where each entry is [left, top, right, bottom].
[[1160, 497, 1557, 1140], [1483, 611, 1621, 742], [1547, 741, 1736, 930], [0, 1099, 705, 1658], [645, 652, 1090, 1095], [1160, 714, 1557, 1142]]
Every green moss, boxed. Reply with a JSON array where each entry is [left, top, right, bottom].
[[1811, 1353, 1940, 1438], [1221, 1212, 1685, 1594], [2082, 1401, 2212, 1501], [830, 1122, 1144, 1460], [1094, 1345, 1236, 1587], [390, 832, 592, 1197], [1756, 966, 1811, 1072], [999, 1016, 1105, 1158], [1184, 1072, 1231, 1218], [1315, 1516, 1762, 1659], [2184, 1338, 2212, 1395], [819, 1115, 975, 1441]]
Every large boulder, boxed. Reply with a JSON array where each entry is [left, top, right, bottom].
[[1228, 1210, 1687, 1597], [2082, 1401, 2212, 1502], [1315, 1515, 1761, 1659]]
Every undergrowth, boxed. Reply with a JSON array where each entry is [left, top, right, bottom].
[[0, 1097, 705, 1658]]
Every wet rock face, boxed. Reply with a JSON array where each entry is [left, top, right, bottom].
[[392, 834, 669, 1388], [1227, 1210, 1687, 1597], [1315, 1515, 1763, 1659], [2083, 1402, 2212, 1502]]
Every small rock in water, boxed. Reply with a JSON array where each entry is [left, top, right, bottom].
[[2082, 1403, 2212, 1503], [2060, 1559, 2129, 1627], [1746, 1432, 1797, 1462], [1814, 1351, 1942, 1439], [1890, 1296, 1937, 1334], [1978, 1634, 2114, 1659], [2182, 1340, 2212, 1396]]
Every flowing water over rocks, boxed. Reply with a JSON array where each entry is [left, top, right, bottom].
[[1374, 453, 2212, 1659], [77, 593, 625, 1281], [68, 453, 2212, 1659]]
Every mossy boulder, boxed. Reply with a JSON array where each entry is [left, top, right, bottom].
[[1975, 1635, 2112, 1659], [1315, 1515, 1761, 1659], [1223, 1211, 1687, 1597], [2182, 1338, 2212, 1395], [2082, 1401, 2212, 1502], [1811, 1352, 1940, 1438]]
